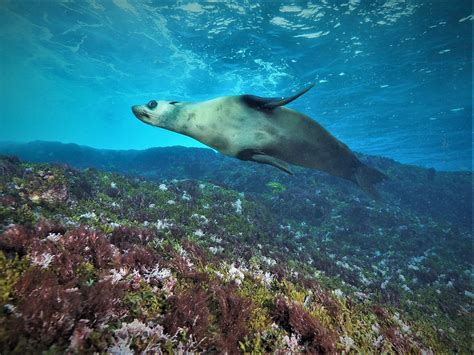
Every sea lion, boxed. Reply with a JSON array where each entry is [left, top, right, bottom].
[[131, 85, 387, 196]]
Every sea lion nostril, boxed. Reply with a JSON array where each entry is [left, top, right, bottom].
[[147, 100, 158, 109]]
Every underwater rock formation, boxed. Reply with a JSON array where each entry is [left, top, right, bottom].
[[1, 141, 471, 229], [0, 149, 472, 352]]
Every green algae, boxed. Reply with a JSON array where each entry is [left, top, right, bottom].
[[124, 283, 166, 319], [0, 252, 28, 304], [266, 181, 287, 194]]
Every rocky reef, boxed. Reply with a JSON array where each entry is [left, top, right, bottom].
[[0, 143, 472, 353]]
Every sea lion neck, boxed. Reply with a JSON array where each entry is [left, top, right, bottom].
[[172, 103, 202, 137]]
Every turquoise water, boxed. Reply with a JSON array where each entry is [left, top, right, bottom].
[[0, 2, 473, 352], [0, 0, 472, 170]]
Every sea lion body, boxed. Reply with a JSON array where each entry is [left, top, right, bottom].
[[132, 86, 386, 196], [173, 97, 359, 181]]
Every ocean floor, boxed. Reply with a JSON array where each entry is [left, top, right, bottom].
[[0, 142, 472, 353]]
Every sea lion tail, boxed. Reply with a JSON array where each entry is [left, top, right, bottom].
[[354, 165, 387, 199]]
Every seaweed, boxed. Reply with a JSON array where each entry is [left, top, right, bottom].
[[272, 297, 337, 353], [0, 155, 471, 353]]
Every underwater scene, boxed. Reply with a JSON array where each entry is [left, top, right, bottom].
[[0, 0, 472, 353]]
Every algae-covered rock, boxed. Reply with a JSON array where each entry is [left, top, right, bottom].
[[0, 154, 471, 353]]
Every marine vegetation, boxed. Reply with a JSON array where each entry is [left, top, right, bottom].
[[0, 149, 472, 353]]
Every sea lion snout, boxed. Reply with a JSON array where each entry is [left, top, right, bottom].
[[131, 105, 140, 116], [132, 105, 152, 125]]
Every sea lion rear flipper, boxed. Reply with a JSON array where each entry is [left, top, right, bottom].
[[354, 165, 388, 200], [242, 84, 314, 110], [251, 153, 294, 175]]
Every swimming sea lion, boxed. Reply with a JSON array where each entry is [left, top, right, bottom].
[[131, 85, 387, 196]]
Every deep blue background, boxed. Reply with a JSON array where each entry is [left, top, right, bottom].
[[0, 0, 472, 170]]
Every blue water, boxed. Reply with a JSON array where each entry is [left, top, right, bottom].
[[0, 0, 472, 171]]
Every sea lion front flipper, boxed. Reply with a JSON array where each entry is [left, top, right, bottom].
[[251, 153, 294, 175], [241, 84, 314, 110]]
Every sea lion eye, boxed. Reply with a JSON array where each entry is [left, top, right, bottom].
[[147, 100, 158, 109], [169, 101, 179, 105]]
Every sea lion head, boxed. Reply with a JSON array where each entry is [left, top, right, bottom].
[[131, 100, 180, 128]]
